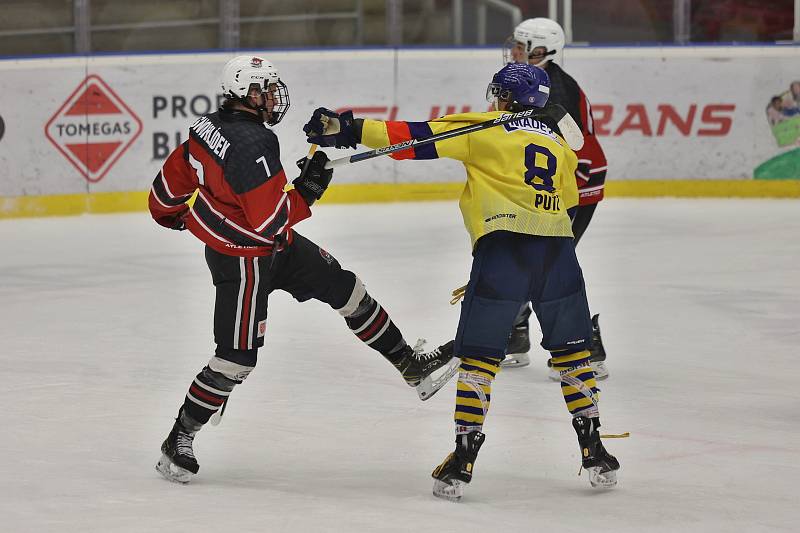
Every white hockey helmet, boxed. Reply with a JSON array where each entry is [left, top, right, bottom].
[[220, 55, 290, 125], [504, 17, 565, 67]]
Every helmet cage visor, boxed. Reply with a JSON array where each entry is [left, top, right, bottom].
[[486, 82, 513, 104], [502, 36, 521, 64], [266, 79, 290, 126], [503, 36, 558, 65], [240, 79, 290, 126]]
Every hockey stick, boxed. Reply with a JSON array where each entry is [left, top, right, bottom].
[[550, 103, 585, 150], [323, 104, 583, 170], [301, 143, 318, 171]]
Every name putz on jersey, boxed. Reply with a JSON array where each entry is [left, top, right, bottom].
[[190, 116, 231, 159]]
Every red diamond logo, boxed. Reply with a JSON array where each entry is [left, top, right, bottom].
[[45, 74, 142, 183]]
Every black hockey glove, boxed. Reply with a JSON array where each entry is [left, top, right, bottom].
[[293, 150, 334, 206], [303, 107, 359, 149], [155, 206, 189, 231]]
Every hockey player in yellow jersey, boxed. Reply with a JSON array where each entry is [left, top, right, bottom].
[[303, 62, 619, 501]]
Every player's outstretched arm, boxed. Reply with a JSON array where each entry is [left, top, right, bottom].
[[304, 107, 473, 165]]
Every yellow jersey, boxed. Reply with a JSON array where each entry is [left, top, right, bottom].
[[361, 111, 579, 247]]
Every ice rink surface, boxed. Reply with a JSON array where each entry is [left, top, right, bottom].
[[1, 199, 798, 532]]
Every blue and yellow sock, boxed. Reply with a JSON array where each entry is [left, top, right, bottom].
[[550, 348, 599, 417], [454, 357, 500, 434]]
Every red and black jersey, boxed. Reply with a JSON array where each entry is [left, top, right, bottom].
[[148, 108, 311, 257], [545, 62, 607, 206]]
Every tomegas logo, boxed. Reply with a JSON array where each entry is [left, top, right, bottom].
[[45, 75, 142, 183]]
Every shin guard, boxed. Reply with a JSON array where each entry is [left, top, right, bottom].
[[182, 351, 254, 424], [454, 357, 499, 433], [339, 278, 406, 358], [550, 348, 599, 417]]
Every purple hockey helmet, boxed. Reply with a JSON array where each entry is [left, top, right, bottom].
[[486, 62, 550, 108]]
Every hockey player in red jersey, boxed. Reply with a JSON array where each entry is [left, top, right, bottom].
[[150, 55, 456, 484], [502, 17, 609, 380]]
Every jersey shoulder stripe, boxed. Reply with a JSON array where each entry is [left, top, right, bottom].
[[383, 120, 437, 160]]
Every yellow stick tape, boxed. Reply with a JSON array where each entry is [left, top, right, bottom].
[[600, 432, 631, 439]]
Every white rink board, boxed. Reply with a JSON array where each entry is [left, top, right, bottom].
[[0, 46, 798, 197]]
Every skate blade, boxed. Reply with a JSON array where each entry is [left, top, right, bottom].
[[588, 466, 617, 489], [417, 357, 460, 401], [590, 361, 609, 380], [155, 454, 194, 484], [500, 352, 530, 368], [432, 479, 464, 502]]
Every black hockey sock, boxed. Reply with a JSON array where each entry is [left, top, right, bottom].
[[178, 409, 203, 434], [344, 292, 406, 359], [181, 366, 237, 425]]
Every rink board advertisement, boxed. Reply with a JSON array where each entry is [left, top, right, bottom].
[[0, 46, 798, 211]]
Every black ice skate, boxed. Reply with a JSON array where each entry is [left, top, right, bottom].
[[501, 308, 531, 368], [501, 323, 531, 368], [587, 314, 609, 380], [156, 415, 200, 484], [547, 314, 609, 381], [432, 431, 486, 502], [394, 340, 458, 401], [572, 416, 619, 488]]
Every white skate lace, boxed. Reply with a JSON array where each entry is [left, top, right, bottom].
[[411, 338, 437, 361], [412, 339, 435, 361], [176, 432, 196, 459], [419, 349, 442, 361]]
